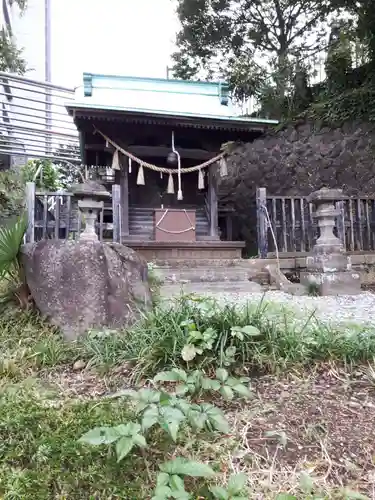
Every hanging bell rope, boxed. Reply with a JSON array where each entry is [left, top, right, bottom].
[[95, 127, 226, 175]]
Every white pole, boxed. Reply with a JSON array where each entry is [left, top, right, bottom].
[[45, 0, 52, 154]]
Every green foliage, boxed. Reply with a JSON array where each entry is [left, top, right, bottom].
[[172, 0, 335, 103], [0, 28, 27, 74], [0, 170, 25, 224], [0, 214, 27, 305], [0, 388, 147, 498], [121, 295, 375, 381], [153, 458, 216, 499], [79, 372, 242, 498], [210, 472, 248, 499], [22, 159, 60, 191], [154, 368, 252, 401], [79, 422, 147, 461], [148, 262, 164, 305]]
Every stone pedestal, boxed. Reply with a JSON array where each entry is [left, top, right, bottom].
[[78, 199, 104, 241], [300, 188, 361, 295], [71, 180, 111, 242]]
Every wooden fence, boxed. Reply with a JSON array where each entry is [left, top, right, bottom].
[[25, 182, 122, 244], [256, 187, 375, 257]]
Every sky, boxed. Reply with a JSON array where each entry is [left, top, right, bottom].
[[13, 0, 180, 88]]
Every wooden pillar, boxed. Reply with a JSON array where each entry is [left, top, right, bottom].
[[225, 214, 233, 241], [208, 165, 219, 239], [119, 162, 129, 239]]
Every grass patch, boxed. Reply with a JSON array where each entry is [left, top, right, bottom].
[[0, 382, 237, 499], [122, 295, 375, 381], [0, 296, 375, 498]]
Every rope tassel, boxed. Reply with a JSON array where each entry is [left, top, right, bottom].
[[167, 173, 174, 194], [198, 169, 205, 190], [112, 149, 120, 170], [137, 164, 145, 185]]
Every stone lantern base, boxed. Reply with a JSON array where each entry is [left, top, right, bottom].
[[300, 187, 361, 296]]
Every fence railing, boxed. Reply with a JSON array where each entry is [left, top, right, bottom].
[[256, 187, 375, 257], [25, 182, 122, 244], [0, 71, 80, 166]]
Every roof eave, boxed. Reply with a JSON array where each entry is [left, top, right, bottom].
[[66, 103, 278, 132]]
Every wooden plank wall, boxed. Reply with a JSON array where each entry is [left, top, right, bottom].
[[256, 187, 375, 256]]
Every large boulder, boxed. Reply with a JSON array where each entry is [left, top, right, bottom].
[[21, 240, 152, 340]]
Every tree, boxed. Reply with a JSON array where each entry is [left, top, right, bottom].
[[328, 0, 375, 64], [172, 0, 335, 103], [0, 0, 28, 74]]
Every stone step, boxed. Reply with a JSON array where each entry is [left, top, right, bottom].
[[156, 267, 254, 283], [160, 280, 263, 297]]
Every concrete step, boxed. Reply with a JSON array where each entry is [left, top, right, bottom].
[[156, 267, 253, 283], [161, 280, 263, 297]]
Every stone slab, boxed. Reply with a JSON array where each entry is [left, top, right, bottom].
[[300, 270, 361, 296]]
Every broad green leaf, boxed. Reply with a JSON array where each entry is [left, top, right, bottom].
[[79, 426, 119, 446], [171, 491, 191, 499], [181, 344, 197, 362], [132, 433, 147, 448], [153, 484, 172, 499], [114, 422, 141, 437], [156, 472, 170, 487], [203, 405, 230, 433], [169, 474, 185, 491], [220, 385, 234, 400], [160, 391, 172, 406], [209, 485, 229, 499], [188, 330, 203, 341], [238, 325, 261, 336], [154, 369, 187, 383], [180, 320, 196, 330], [115, 436, 133, 462], [231, 383, 253, 399], [189, 412, 207, 430], [142, 405, 159, 431], [227, 472, 247, 495], [202, 378, 221, 391], [215, 368, 229, 382], [160, 407, 185, 441], [160, 457, 216, 478], [138, 388, 161, 404], [161, 418, 180, 442], [299, 471, 314, 493], [176, 399, 192, 415], [0, 213, 27, 275]]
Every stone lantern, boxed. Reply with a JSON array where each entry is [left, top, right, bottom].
[[300, 187, 361, 295], [71, 180, 111, 241]]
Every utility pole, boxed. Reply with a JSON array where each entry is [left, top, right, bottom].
[[45, 0, 52, 154]]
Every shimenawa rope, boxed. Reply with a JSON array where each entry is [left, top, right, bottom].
[[95, 128, 224, 175]]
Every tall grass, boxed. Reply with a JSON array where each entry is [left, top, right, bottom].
[[121, 295, 375, 380], [1, 294, 375, 382]]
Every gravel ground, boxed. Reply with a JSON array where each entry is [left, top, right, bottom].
[[209, 290, 375, 328], [162, 283, 375, 328]]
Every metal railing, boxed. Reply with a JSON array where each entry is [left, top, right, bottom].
[[0, 71, 80, 166]]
